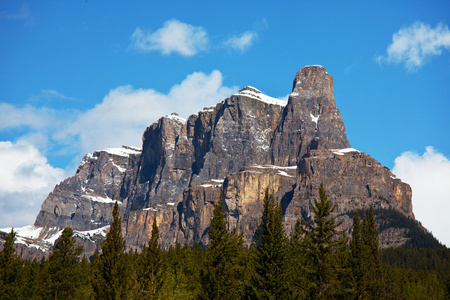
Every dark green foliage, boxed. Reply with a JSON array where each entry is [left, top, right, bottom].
[[350, 205, 385, 299], [350, 210, 363, 298], [361, 205, 385, 299], [159, 242, 202, 299], [289, 219, 309, 299], [138, 218, 162, 299], [382, 265, 447, 299], [383, 246, 450, 285], [249, 189, 290, 299], [94, 201, 129, 299], [299, 182, 352, 299], [0, 229, 23, 299], [48, 227, 88, 299], [200, 194, 245, 299], [2, 185, 449, 299]]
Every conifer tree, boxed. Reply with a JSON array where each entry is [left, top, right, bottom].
[[94, 201, 128, 299], [289, 219, 309, 299], [48, 227, 84, 299], [200, 194, 244, 299], [250, 189, 290, 299], [36, 257, 51, 299], [139, 217, 163, 299], [361, 204, 384, 299], [350, 210, 364, 298], [78, 255, 95, 299], [0, 228, 22, 299], [300, 182, 351, 299], [351, 205, 385, 299], [160, 242, 202, 299]]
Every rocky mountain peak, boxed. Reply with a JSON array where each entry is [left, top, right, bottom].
[[3, 66, 421, 260], [270, 65, 349, 166], [292, 65, 333, 97], [239, 86, 262, 93]]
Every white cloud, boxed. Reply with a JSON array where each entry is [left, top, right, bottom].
[[38, 89, 76, 101], [130, 19, 209, 56], [0, 103, 59, 130], [378, 22, 450, 71], [56, 70, 238, 155], [0, 141, 67, 228], [393, 146, 450, 246], [224, 31, 258, 52]]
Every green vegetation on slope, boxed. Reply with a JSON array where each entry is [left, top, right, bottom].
[[1, 187, 449, 299]]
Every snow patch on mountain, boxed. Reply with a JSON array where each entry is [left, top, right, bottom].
[[82, 195, 121, 204], [165, 113, 187, 123], [235, 86, 287, 107], [102, 146, 141, 157], [310, 113, 319, 127], [330, 148, 360, 155]]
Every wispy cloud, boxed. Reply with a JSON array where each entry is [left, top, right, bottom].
[[130, 19, 209, 56], [377, 22, 450, 71], [0, 141, 67, 228], [40, 89, 76, 101], [393, 146, 450, 246], [224, 31, 258, 53], [27, 89, 77, 104], [0, 103, 60, 130]]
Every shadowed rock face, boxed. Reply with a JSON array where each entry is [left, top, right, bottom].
[[270, 66, 350, 166], [4, 66, 417, 259]]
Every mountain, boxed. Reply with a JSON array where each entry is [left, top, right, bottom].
[[1, 66, 427, 259]]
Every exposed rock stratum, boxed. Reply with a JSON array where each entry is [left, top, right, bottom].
[[1, 66, 418, 259]]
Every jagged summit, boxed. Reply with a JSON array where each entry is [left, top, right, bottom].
[[1, 66, 418, 259], [271, 65, 350, 166], [292, 65, 333, 95], [235, 85, 287, 107], [239, 86, 261, 93], [163, 112, 187, 124]]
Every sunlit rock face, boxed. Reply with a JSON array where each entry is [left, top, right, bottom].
[[4, 66, 416, 259]]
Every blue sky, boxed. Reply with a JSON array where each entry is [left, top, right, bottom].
[[1, 1, 449, 246]]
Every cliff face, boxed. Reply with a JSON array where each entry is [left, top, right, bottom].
[[2, 66, 418, 259], [270, 66, 350, 166]]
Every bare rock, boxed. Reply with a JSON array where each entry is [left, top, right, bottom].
[[270, 66, 350, 166], [4, 66, 425, 259]]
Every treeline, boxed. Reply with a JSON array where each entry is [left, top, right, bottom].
[[1, 183, 449, 299], [375, 208, 444, 249]]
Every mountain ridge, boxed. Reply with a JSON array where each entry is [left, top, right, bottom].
[[1, 65, 429, 259]]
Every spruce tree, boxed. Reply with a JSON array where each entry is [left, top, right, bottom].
[[250, 189, 290, 299], [200, 194, 244, 299], [350, 210, 364, 299], [94, 201, 128, 299], [361, 204, 384, 299], [289, 219, 309, 299], [0, 228, 22, 299], [300, 182, 351, 299], [139, 217, 163, 299], [160, 242, 201, 299], [48, 227, 84, 299]]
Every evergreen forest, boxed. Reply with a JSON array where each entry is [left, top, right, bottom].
[[1, 183, 449, 299]]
